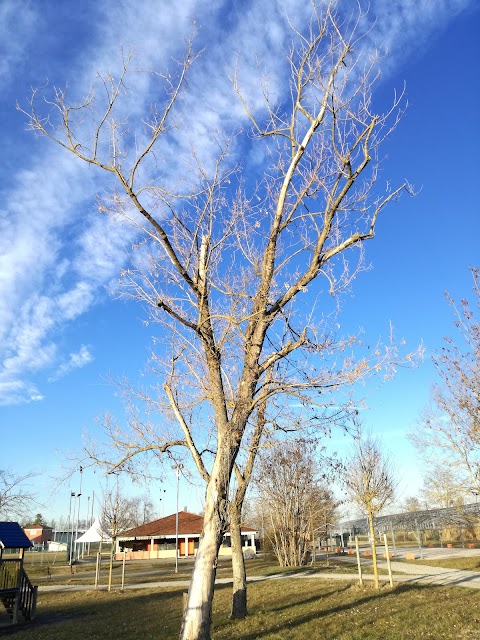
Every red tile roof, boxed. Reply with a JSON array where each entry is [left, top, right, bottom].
[[119, 511, 256, 538]]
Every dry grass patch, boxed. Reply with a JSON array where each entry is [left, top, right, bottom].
[[407, 557, 480, 572], [25, 557, 373, 589], [26, 558, 195, 587], [2, 577, 480, 639], [212, 580, 480, 639], [244, 557, 381, 577], [0, 587, 185, 639]]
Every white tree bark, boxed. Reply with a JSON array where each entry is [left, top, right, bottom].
[[181, 455, 230, 640]]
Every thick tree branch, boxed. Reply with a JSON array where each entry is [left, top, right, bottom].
[[164, 382, 210, 483]]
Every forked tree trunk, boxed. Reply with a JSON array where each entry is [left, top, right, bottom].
[[367, 510, 379, 589], [229, 506, 247, 619], [180, 455, 232, 640]]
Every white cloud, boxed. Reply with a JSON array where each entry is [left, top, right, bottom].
[[0, 380, 44, 406], [0, 1, 211, 405], [364, 0, 474, 70], [0, 1, 37, 82], [49, 345, 94, 382]]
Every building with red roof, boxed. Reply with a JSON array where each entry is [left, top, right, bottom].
[[116, 509, 257, 560], [23, 524, 53, 548]]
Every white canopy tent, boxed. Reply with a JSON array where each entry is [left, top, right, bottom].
[[75, 517, 111, 544], [74, 518, 111, 589]]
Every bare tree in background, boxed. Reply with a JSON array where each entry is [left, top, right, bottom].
[[310, 485, 340, 560], [0, 469, 39, 521], [401, 496, 422, 512], [255, 440, 337, 567], [344, 426, 396, 589], [22, 4, 417, 638], [100, 484, 139, 591], [410, 268, 480, 500], [421, 464, 467, 508]]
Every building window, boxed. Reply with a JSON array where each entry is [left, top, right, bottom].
[[158, 538, 176, 550]]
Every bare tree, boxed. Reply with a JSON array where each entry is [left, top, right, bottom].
[[0, 469, 39, 521], [100, 484, 139, 591], [21, 5, 417, 638], [344, 427, 396, 589], [410, 268, 480, 497], [401, 496, 422, 512], [422, 465, 467, 508], [255, 440, 337, 567], [138, 493, 156, 525], [310, 485, 340, 560]]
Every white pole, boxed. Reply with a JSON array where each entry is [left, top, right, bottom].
[[390, 521, 397, 556], [383, 533, 393, 587], [95, 551, 100, 589], [68, 492, 75, 564], [175, 466, 180, 574], [95, 545, 101, 590], [121, 549, 126, 590], [74, 467, 83, 562], [355, 536, 363, 587]]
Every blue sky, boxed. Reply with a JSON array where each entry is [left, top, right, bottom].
[[0, 0, 479, 523]]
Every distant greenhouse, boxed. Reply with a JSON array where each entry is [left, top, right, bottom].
[[335, 502, 480, 546]]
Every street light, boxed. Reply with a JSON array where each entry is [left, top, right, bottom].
[[68, 491, 75, 564], [173, 464, 183, 574], [73, 466, 83, 562]]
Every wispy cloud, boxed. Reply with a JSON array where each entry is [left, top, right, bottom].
[[0, 0, 37, 83], [49, 345, 94, 382], [0, 380, 44, 407], [0, 1, 206, 405], [367, 0, 474, 69], [0, 0, 475, 405]]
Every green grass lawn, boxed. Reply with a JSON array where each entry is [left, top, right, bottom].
[[23, 556, 380, 588], [2, 579, 480, 639]]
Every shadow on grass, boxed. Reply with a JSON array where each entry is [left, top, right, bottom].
[[0, 612, 86, 635], [0, 586, 187, 639], [228, 583, 434, 640]]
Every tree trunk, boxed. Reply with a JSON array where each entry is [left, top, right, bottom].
[[179, 457, 231, 640], [367, 510, 379, 589], [229, 505, 247, 619]]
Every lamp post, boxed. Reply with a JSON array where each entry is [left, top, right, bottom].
[[174, 464, 183, 574], [74, 466, 83, 562], [68, 491, 75, 564], [85, 495, 90, 558]]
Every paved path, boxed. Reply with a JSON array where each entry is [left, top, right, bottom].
[[383, 559, 480, 589], [334, 552, 480, 589]]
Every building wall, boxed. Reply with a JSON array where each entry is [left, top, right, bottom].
[[24, 527, 53, 546], [115, 543, 255, 561], [219, 544, 255, 557], [116, 529, 257, 561]]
